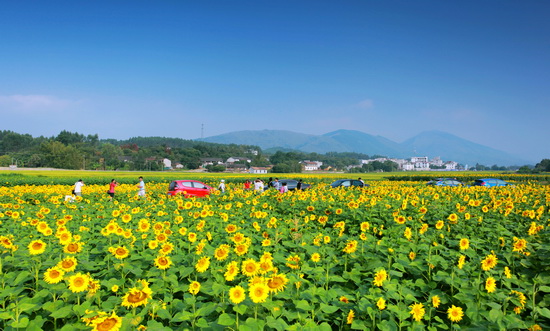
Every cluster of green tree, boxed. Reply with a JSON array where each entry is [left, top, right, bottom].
[[0, 130, 264, 171], [516, 159, 550, 174], [348, 160, 399, 173], [267, 151, 388, 173]]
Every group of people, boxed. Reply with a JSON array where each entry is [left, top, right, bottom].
[[70, 176, 146, 201], [241, 177, 303, 194]]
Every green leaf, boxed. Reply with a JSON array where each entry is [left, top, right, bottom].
[[538, 286, 550, 293], [11, 317, 30, 328], [14, 271, 31, 286], [536, 307, 550, 319], [487, 309, 502, 323], [172, 310, 193, 322], [295, 300, 312, 311], [157, 309, 172, 320], [267, 316, 289, 331], [0, 311, 13, 320], [42, 301, 64, 313], [18, 303, 37, 312], [217, 313, 234, 326], [195, 317, 209, 328], [233, 304, 248, 315], [196, 302, 217, 317], [320, 303, 339, 314], [50, 305, 74, 319]]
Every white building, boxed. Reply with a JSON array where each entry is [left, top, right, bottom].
[[302, 161, 323, 171], [249, 167, 269, 174], [163, 158, 172, 170]]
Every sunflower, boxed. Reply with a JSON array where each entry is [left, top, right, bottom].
[[373, 269, 388, 287], [266, 274, 289, 293], [189, 281, 201, 295], [241, 259, 260, 277], [504, 266, 512, 279], [404, 227, 412, 240], [377, 297, 386, 310], [485, 277, 497, 293], [154, 255, 172, 270], [431, 295, 441, 308], [459, 238, 470, 250], [408, 251, 416, 261], [195, 257, 210, 273], [342, 240, 358, 254], [44, 267, 65, 284], [110, 246, 130, 260], [346, 310, 355, 324], [512, 237, 527, 253], [447, 305, 464, 323], [311, 253, 321, 263], [229, 285, 246, 304], [58, 256, 78, 272], [68, 273, 91, 293], [214, 244, 230, 261], [159, 242, 174, 255], [90, 311, 122, 331], [224, 261, 240, 281], [435, 220, 444, 230], [409, 303, 425, 322], [28, 239, 46, 255], [121, 281, 153, 308], [394, 215, 406, 224], [249, 283, 269, 303], [225, 224, 237, 234], [64, 242, 83, 254], [188, 232, 197, 243], [457, 255, 466, 269], [286, 255, 300, 270], [234, 243, 249, 256], [481, 252, 498, 271]]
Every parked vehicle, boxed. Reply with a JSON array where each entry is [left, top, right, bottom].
[[278, 179, 311, 191], [167, 180, 213, 197], [472, 178, 512, 187], [330, 179, 368, 188], [426, 178, 463, 187]]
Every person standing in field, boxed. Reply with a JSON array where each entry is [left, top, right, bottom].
[[279, 182, 288, 193], [272, 178, 281, 191], [73, 179, 85, 197], [254, 178, 264, 193], [297, 179, 303, 190], [107, 179, 118, 201], [136, 176, 146, 198], [243, 179, 251, 190], [218, 179, 226, 193]]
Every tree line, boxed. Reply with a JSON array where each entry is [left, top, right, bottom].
[[0, 130, 393, 172]]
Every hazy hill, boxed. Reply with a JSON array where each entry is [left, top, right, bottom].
[[200, 129, 530, 166]]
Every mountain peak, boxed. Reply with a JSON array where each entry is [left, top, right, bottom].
[[201, 129, 530, 166]]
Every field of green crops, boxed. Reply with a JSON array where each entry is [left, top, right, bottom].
[[0, 170, 548, 330]]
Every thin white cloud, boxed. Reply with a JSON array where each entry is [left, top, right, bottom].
[[355, 99, 374, 110], [0, 94, 76, 112]]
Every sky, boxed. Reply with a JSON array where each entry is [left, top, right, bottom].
[[1, 1, 549, 163]]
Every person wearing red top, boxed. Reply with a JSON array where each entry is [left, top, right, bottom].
[[108, 179, 118, 201], [243, 179, 251, 190]]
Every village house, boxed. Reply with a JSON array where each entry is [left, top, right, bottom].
[[249, 166, 269, 174], [301, 160, 323, 171], [225, 163, 248, 173], [226, 156, 251, 164], [200, 158, 224, 168]]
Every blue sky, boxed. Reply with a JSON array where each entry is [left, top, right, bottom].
[[1, 1, 548, 163]]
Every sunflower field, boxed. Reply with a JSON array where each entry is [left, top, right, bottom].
[[0, 175, 549, 330]]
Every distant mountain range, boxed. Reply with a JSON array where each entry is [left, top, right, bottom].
[[200, 129, 531, 166]]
